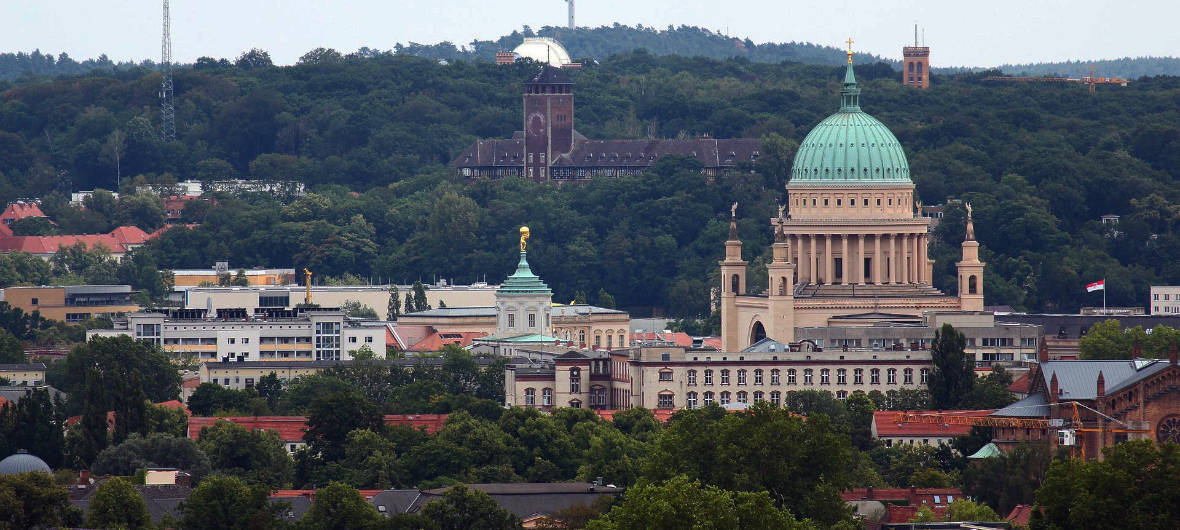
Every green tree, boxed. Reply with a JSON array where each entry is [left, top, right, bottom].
[[413, 281, 430, 312], [945, 499, 1001, 522], [341, 299, 379, 319], [0, 471, 82, 529], [909, 504, 939, 523], [197, 420, 294, 488], [844, 392, 877, 451], [962, 443, 1054, 517], [0, 330, 22, 364], [187, 383, 253, 416], [9, 216, 58, 236], [305, 391, 383, 462], [642, 403, 856, 526], [113, 192, 166, 231], [909, 468, 953, 488], [388, 285, 401, 319], [587, 475, 815, 530], [77, 369, 109, 467], [420, 483, 519, 530], [86, 476, 151, 530], [299, 481, 384, 530], [928, 324, 974, 409], [180, 475, 287, 530], [64, 335, 181, 404], [1032, 441, 1180, 529], [91, 433, 212, 481], [1078, 319, 1133, 360], [595, 289, 616, 309]]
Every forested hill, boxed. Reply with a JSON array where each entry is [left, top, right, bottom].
[[1, 51, 1180, 317], [6, 24, 1179, 81]]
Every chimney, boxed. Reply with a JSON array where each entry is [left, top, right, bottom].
[[1037, 340, 1049, 363], [1132, 339, 1141, 359], [1170, 342, 1178, 365], [1096, 371, 1105, 397], [1049, 372, 1059, 402]]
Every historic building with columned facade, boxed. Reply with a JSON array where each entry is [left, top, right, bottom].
[[720, 53, 985, 352]]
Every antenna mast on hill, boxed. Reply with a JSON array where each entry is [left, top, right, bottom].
[[565, 0, 575, 30], [160, 0, 176, 142]]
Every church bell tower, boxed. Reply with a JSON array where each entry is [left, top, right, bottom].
[[957, 204, 985, 311]]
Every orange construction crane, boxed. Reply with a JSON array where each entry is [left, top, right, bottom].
[[891, 403, 1148, 460], [1082, 66, 1130, 94]]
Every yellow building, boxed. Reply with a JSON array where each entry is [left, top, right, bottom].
[[2, 285, 138, 322], [171, 267, 295, 288], [720, 55, 984, 351], [0, 363, 47, 386]]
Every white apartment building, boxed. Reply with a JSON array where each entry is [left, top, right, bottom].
[[1150, 286, 1180, 315], [88, 308, 387, 363]]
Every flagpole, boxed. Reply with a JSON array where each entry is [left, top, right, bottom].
[[1103, 277, 1106, 315]]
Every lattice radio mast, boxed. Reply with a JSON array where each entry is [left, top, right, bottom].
[[160, 0, 176, 142]]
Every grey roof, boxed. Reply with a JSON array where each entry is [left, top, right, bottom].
[[202, 357, 503, 371], [369, 490, 424, 514], [0, 450, 51, 475], [994, 313, 1180, 340], [63, 284, 132, 294], [404, 306, 496, 318], [554, 350, 590, 360], [527, 65, 572, 85], [412, 483, 623, 519], [740, 337, 791, 353], [991, 392, 1049, 418], [1038, 359, 1170, 400], [0, 385, 64, 404], [73, 484, 192, 523], [550, 305, 627, 317], [0, 363, 46, 371]]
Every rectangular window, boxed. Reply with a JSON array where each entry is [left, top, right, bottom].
[[720, 370, 730, 385], [787, 370, 796, 385], [871, 369, 881, 385], [687, 370, 697, 385], [737, 370, 747, 385], [365, 336, 373, 343], [837, 369, 847, 385], [508, 314, 515, 328], [659, 371, 673, 381], [543, 388, 553, 406], [771, 370, 780, 385], [854, 369, 864, 385], [658, 394, 674, 409], [704, 370, 713, 385], [820, 369, 830, 385], [349, 336, 357, 343], [804, 369, 813, 385], [754, 370, 763, 385], [528, 313, 536, 328]]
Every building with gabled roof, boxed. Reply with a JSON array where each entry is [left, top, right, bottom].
[[0, 225, 150, 260], [871, 409, 995, 448], [987, 342, 1179, 458]]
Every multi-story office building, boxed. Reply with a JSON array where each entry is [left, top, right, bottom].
[[183, 282, 498, 321], [89, 308, 386, 363], [0, 363, 47, 386], [2, 285, 139, 322], [1150, 286, 1180, 315]]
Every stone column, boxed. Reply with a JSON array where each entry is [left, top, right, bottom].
[[841, 234, 849, 285], [919, 234, 929, 284], [888, 234, 897, 284], [824, 234, 833, 285], [809, 235, 818, 285], [858, 234, 867, 285], [901, 234, 910, 284], [874, 234, 882, 285], [912, 234, 921, 284]]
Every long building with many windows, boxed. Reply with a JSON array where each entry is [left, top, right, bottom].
[[88, 307, 387, 363]]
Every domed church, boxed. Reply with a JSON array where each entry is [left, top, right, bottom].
[[720, 50, 985, 352]]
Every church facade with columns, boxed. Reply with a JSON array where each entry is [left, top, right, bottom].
[[720, 55, 986, 352]]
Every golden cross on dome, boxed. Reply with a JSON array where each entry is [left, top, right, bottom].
[[846, 37, 854, 63]]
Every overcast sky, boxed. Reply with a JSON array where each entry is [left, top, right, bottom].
[[2, 1, 1176, 67]]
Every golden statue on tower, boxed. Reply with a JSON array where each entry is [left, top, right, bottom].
[[520, 226, 530, 252]]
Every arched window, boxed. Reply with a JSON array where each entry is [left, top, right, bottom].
[[787, 369, 797, 385], [968, 275, 978, 294], [804, 369, 814, 385], [753, 391, 764, 402], [887, 368, 898, 385], [619, 333, 625, 347], [908, 62, 915, 73], [737, 391, 748, 404], [754, 369, 764, 385], [920, 368, 931, 384], [704, 369, 714, 385], [687, 369, 698, 385], [720, 369, 731, 385], [770, 391, 781, 406], [771, 369, 781, 385], [687, 392, 698, 409], [904, 368, 914, 385], [720, 391, 731, 405], [570, 368, 581, 394], [737, 369, 747, 385], [657, 392, 674, 409], [870, 368, 881, 385], [703, 391, 715, 406], [542, 388, 553, 406], [820, 368, 830, 385], [579, 330, 585, 344], [731, 274, 740, 294], [524, 388, 536, 406]]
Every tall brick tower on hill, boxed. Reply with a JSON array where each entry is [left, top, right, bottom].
[[902, 25, 930, 89], [523, 65, 574, 182]]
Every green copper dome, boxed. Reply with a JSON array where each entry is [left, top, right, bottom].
[[498, 251, 552, 295], [788, 62, 911, 186]]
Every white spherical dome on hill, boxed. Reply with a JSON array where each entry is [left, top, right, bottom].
[[513, 37, 572, 66]]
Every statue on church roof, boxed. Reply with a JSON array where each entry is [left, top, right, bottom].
[[520, 226, 530, 252], [731, 202, 738, 218], [965, 203, 975, 241]]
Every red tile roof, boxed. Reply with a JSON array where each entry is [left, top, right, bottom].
[[842, 487, 962, 503], [872, 410, 996, 438], [155, 400, 191, 415], [0, 226, 150, 255], [188, 414, 450, 441], [595, 409, 679, 423], [1008, 371, 1034, 395], [0, 202, 46, 223], [1006, 504, 1041, 527], [408, 331, 488, 351]]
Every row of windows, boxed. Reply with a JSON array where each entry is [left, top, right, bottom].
[[1155, 293, 1175, 301], [685, 390, 780, 408], [794, 194, 907, 209], [683, 367, 928, 386], [523, 388, 554, 406]]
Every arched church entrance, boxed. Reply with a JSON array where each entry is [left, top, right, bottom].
[[750, 321, 767, 344]]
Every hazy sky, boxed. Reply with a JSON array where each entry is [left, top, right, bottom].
[[2, 1, 1176, 67]]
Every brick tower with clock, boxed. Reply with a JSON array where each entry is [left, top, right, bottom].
[[523, 65, 574, 182]]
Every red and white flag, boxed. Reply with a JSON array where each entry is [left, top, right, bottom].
[[1086, 280, 1105, 292]]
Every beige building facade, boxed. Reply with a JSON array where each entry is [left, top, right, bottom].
[[183, 283, 498, 321], [0, 363, 47, 386], [2, 285, 138, 322]]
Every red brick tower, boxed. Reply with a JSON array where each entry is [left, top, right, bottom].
[[902, 25, 930, 89], [523, 65, 574, 182]]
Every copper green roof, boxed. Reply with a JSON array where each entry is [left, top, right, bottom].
[[788, 61, 911, 187], [968, 442, 1002, 459], [498, 251, 552, 295]]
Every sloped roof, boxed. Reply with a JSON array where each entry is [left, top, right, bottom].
[[968, 442, 1003, 459], [550, 304, 627, 317], [108, 225, 150, 245], [1036, 359, 1172, 399], [1008, 370, 1034, 395], [0, 226, 149, 255], [408, 331, 488, 352], [0, 202, 46, 222], [188, 416, 309, 442], [991, 392, 1050, 418], [404, 307, 496, 318], [873, 410, 995, 437]]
